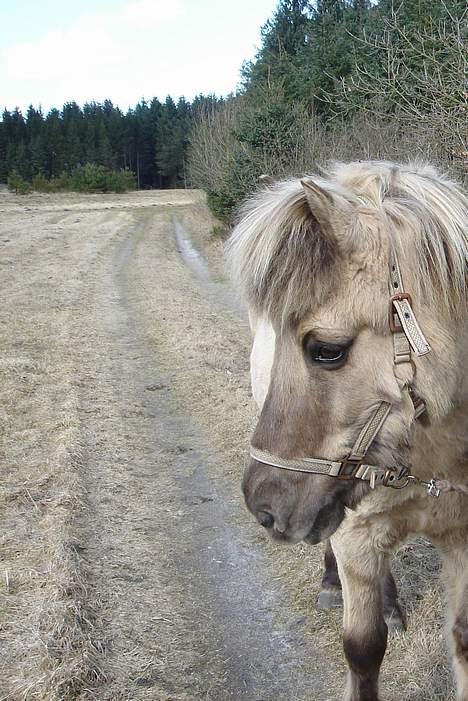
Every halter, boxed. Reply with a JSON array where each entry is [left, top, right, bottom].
[[250, 248, 442, 497]]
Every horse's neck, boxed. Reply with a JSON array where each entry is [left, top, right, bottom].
[[413, 401, 468, 481]]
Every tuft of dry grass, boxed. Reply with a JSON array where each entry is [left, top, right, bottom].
[[0, 205, 103, 699], [0, 373, 103, 700]]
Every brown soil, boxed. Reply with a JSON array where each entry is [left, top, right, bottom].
[[0, 189, 451, 700]]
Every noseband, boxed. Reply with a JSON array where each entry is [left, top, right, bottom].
[[250, 248, 441, 497]]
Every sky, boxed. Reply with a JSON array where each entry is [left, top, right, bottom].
[[0, 0, 278, 114]]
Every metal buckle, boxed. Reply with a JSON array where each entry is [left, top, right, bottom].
[[338, 455, 362, 480], [407, 386, 426, 420], [389, 293, 413, 333], [383, 466, 410, 489]]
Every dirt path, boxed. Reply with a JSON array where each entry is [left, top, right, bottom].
[[75, 201, 321, 700], [0, 190, 449, 701]]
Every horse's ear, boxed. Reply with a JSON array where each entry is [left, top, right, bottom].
[[301, 178, 349, 237]]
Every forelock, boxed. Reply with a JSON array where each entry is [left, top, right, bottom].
[[226, 180, 339, 323]]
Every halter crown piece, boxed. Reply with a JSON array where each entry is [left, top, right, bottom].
[[250, 247, 443, 498]]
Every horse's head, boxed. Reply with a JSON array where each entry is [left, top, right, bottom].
[[228, 162, 467, 545], [244, 310, 407, 545]]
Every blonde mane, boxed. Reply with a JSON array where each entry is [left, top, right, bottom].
[[227, 161, 468, 323]]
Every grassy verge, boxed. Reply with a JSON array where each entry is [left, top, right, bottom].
[[0, 227, 102, 700]]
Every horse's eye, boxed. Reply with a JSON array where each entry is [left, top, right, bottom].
[[303, 337, 351, 369]]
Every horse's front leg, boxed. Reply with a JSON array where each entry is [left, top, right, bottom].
[[443, 547, 468, 701], [332, 532, 389, 701], [318, 539, 406, 633]]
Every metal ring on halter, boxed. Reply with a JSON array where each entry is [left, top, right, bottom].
[[383, 466, 411, 489]]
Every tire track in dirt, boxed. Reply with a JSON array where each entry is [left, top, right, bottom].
[[174, 219, 243, 317]]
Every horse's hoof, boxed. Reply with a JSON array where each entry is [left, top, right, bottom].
[[385, 610, 406, 634], [316, 587, 343, 609]]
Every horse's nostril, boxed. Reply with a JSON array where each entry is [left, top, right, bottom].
[[257, 511, 274, 528]]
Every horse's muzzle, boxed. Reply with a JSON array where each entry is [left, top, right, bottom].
[[243, 458, 350, 544]]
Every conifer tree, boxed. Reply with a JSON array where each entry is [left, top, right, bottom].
[[155, 96, 185, 188], [242, 0, 311, 101], [0, 123, 7, 182]]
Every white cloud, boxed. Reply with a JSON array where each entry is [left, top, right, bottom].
[[1, 0, 274, 112], [117, 0, 183, 27]]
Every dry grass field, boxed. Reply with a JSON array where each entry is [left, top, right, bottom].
[[0, 189, 451, 700]]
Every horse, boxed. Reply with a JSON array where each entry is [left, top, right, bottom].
[[227, 161, 468, 701]]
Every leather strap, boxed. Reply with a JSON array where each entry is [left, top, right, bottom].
[[250, 402, 395, 487], [347, 402, 391, 461], [250, 444, 410, 490], [250, 446, 393, 486], [391, 297, 431, 356], [389, 248, 431, 358]]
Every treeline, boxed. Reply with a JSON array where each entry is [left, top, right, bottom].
[[0, 95, 210, 189], [2, 1, 466, 202], [189, 0, 467, 222]]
